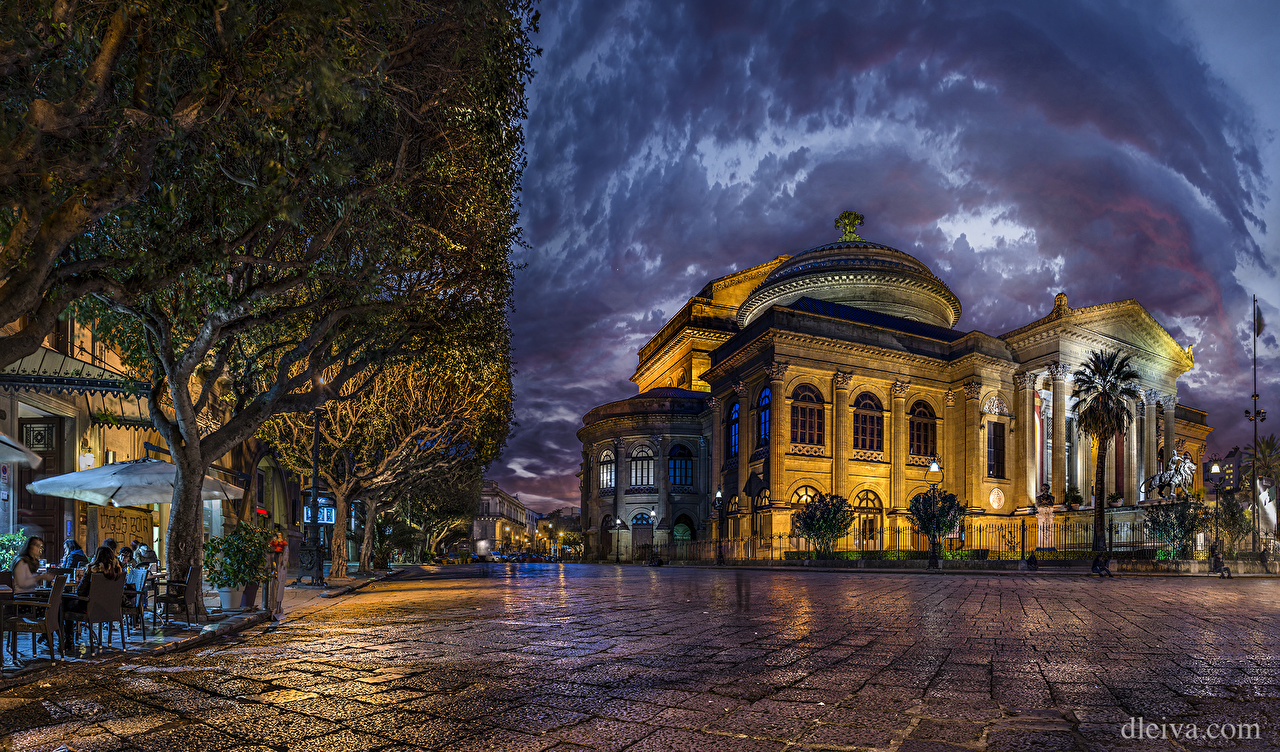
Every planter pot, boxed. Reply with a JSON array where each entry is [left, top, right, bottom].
[[218, 586, 245, 611], [1108, 501, 1125, 507], [240, 582, 260, 609]]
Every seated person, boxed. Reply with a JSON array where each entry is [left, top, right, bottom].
[[60, 539, 90, 569], [1091, 554, 1113, 577], [1026, 552, 1039, 571], [64, 546, 124, 646], [102, 538, 119, 553], [118, 547, 136, 569], [1211, 552, 1232, 579], [135, 543, 159, 566], [10, 536, 55, 593]]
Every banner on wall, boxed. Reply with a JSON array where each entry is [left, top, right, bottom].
[[97, 505, 153, 545]]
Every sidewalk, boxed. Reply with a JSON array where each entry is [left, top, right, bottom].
[[0, 566, 397, 684]]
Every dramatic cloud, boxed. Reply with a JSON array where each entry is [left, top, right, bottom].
[[495, 0, 1278, 513]]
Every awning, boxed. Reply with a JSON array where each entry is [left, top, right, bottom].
[[83, 391, 153, 431], [0, 347, 150, 396]]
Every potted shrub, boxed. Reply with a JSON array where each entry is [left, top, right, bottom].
[[204, 523, 272, 611], [1065, 486, 1085, 511], [1107, 492, 1125, 507]]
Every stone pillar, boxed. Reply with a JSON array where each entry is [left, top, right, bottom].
[[1142, 389, 1158, 498], [1049, 363, 1069, 506], [734, 381, 750, 537], [965, 381, 983, 508], [1124, 399, 1138, 506], [1014, 372, 1036, 508], [706, 399, 721, 538], [945, 388, 960, 506], [1162, 392, 1177, 469], [833, 371, 852, 499], [612, 437, 625, 553], [1080, 432, 1093, 507], [653, 434, 670, 544], [1103, 434, 1116, 503], [890, 380, 910, 508], [766, 363, 789, 507]]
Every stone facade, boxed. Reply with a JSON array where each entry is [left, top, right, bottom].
[[579, 238, 1212, 559]]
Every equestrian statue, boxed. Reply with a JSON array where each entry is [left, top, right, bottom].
[[1142, 450, 1196, 499]]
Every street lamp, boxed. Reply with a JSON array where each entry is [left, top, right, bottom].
[[1208, 454, 1226, 557], [614, 517, 623, 563], [713, 490, 725, 565], [1246, 404, 1267, 550], [925, 456, 944, 570]]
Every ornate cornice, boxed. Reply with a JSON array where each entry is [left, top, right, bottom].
[[1144, 388, 1161, 407], [706, 396, 720, 411], [1013, 371, 1035, 390]]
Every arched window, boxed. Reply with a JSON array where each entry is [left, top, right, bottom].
[[599, 449, 616, 490], [630, 445, 654, 487], [853, 489, 882, 540], [791, 485, 819, 507], [668, 444, 693, 486], [726, 403, 740, 457], [631, 511, 653, 525], [852, 392, 884, 452], [909, 400, 937, 457], [757, 388, 771, 447], [790, 385, 824, 446]]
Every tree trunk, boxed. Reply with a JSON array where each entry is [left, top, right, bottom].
[[359, 503, 378, 572], [167, 448, 210, 615], [1094, 436, 1109, 551], [328, 490, 352, 579]]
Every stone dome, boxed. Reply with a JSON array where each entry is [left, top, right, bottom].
[[736, 240, 962, 329]]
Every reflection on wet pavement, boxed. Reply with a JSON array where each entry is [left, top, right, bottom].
[[2, 564, 1278, 751]]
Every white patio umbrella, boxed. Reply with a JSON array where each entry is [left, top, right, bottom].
[[0, 430, 41, 468], [26, 457, 242, 507]]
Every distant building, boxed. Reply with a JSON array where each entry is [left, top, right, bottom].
[[1203, 446, 1242, 493], [472, 480, 535, 558], [578, 232, 1214, 560]]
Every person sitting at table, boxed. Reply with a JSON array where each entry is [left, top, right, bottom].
[[118, 546, 136, 569], [102, 538, 118, 553], [64, 546, 124, 647], [60, 539, 89, 569], [135, 542, 159, 566], [10, 536, 55, 594]]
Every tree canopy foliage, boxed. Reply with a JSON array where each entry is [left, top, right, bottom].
[[1072, 348, 1141, 549], [62, 0, 536, 587], [1144, 500, 1207, 559], [907, 487, 964, 560], [792, 493, 856, 559]]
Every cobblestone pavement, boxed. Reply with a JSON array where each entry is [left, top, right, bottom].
[[2, 565, 1278, 751]]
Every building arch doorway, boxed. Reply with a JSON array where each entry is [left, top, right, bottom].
[[673, 514, 696, 541], [851, 489, 882, 550], [631, 511, 654, 549]]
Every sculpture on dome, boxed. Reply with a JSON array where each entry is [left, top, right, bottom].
[[836, 211, 865, 242], [1143, 450, 1196, 499]]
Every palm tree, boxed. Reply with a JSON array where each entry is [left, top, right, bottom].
[[1242, 434, 1280, 535], [1073, 349, 1142, 550]]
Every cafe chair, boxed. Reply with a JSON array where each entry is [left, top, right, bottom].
[[3, 575, 67, 663], [69, 575, 128, 655], [121, 567, 150, 638], [0, 571, 11, 588], [153, 566, 198, 629]]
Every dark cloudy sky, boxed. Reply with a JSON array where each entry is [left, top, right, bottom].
[[493, 0, 1280, 514]]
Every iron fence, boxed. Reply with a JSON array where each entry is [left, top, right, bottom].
[[619, 515, 1278, 565]]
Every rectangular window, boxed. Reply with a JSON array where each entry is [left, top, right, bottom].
[[791, 406, 824, 446], [728, 422, 739, 456], [987, 421, 1006, 479], [909, 421, 936, 457], [669, 457, 692, 486], [599, 462, 615, 490], [630, 457, 653, 487]]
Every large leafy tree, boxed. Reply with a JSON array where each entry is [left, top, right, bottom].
[[260, 360, 509, 576], [1214, 490, 1252, 558], [792, 493, 857, 559], [1072, 349, 1141, 550], [0, 0, 435, 367], [398, 459, 485, 561], [83, 0, 536, 592], [907, 488, 964, 568], [1144, 500, 1207, 560]]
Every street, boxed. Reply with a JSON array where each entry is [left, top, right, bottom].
[[3, 565, 1279, 751]]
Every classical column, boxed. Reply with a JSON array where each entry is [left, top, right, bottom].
[[612, 437, 625, 536], [965, 381, 982, 509], [1124, 398, 1138, 506], [766, 362, 789, 507], [1162, 392, 1178, 467], [1142, 389, 1158, 498], [833, 371, 852, 499], [945, 388, 960, 506], [706, 398, 721, 539], [1080, 432, 1093, 507], [734, 381, 750, 536], [1014, 371, 1036, 508], [1103, 433, 1116, 503], [890, 380, 910, 508], [1048, 363, 1069, 506], [653, 434, 670, 543]]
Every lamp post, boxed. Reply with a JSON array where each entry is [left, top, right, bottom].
[[713, 490, 725, 565], [1207, 454, 1225, 557], [614, 517, 623, 564], [925, 456, 944, 570]]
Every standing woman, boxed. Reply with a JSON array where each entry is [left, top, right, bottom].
[[269, 527, 289, 620], [10, 536, 55, 593]]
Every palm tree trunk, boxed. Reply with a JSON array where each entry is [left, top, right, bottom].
[[1094, 436, 1109, 551]]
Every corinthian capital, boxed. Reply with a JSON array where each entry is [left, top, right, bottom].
[[1161, 392, 1178, 411], [892, 380, 911, 398], [1013, 371, 1034, 390], [833, 371, 854, 391], [1046, 362, 1071, 381], [1144, 388, 1161, 407], [707, 396, 720, 411], [764, 362, 790, 381], [732, 381, 748, 398], [964, 381, 983, 401]]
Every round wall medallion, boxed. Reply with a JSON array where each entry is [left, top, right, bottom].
[[989, 488, 1004, 510]]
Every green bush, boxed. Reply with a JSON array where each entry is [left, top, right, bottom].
[[0, 531, 28, 568], [203, 523, 273, 589]]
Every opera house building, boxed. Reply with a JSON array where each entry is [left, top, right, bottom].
[[577, 232, 1211, 559]]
